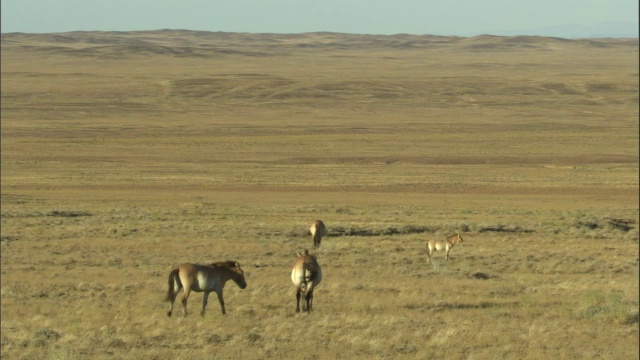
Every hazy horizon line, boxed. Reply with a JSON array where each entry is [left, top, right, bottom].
[[2, 24, 638, 40]]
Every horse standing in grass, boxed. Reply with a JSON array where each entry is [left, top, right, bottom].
[[427, 233, 464, 264], [166, 261, 247, 317], [310, 220, 327, 249], [291, 250, 322, 313]]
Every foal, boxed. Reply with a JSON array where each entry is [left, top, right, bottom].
[[427, 233, 464, 264]]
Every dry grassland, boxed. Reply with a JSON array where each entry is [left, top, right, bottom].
[[1, 31, 639, 359]]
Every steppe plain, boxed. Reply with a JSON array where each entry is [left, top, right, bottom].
[[1, 30, 639, 359]]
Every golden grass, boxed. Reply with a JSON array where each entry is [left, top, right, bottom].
[[1, 31, 638, 359]]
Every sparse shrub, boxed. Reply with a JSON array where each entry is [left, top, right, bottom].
[[47, 210, 92, 217], [399, 224, 438, 234], [477, 224, 534, 233], [327, 224, 439, 237], [245, 332, 262, 343], [0, 235, 19, 243], [573, 216, 635, 233], [107, 338, 126, 348], [430, 261, 448, 273], [621, 312, 639, 325], [207, 333, 231, 344], [334, 207, 354, 214], [574, 291, 636, 324], [285, 228, 306, 238], [107, 227, 139, 238], [575, 220, 599, 230], [604, 217, 635, 232], [50, 345, 76, 360], [32, 328, 61, 347], [471, 272, 491, 280]]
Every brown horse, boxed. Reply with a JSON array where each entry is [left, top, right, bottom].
[[291, 250, 322, 312], [166, 261, 247, 317], [310, 220, 327, 249], [427, 233, 464, 264]]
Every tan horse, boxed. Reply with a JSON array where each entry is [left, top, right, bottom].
[[166, 261, 247, 317], [291, 250, 322, 312], [310, 220, 327, 249], [427, 233, 464, 263]]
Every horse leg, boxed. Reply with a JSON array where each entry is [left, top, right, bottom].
[[167, 287, 178, 317], [296, 288, 301, 312], [306, 290, 314, 312], [167, 270, 182, 317], [215, 290, 226, 315], [167, 296, 175, 317], [181, 288, 191, 317], [445, 248, 450, 261], [201, 291, 210, 317]]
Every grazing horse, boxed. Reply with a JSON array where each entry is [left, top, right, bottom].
[[166, 261, 247, 317], [427, 233, 464, 264], [291, 250, 322, 313], [310, 220, 327, 249]]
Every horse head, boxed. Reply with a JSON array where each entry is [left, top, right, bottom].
[[231, 262, 247, 289]]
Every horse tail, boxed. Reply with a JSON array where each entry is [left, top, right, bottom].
[[165, 268, 181, 302], [302, 259, 316, 292]]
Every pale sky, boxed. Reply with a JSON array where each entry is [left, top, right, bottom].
[[1, 0, 638, 37]]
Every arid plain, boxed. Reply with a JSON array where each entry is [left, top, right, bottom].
[[1, 31, 638, 359]]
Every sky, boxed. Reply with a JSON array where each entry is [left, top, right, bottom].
[[1, 0, 638, 38]]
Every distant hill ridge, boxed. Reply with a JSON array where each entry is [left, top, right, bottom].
[[2, 30, 638, 58]]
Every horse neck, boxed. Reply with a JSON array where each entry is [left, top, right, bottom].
[[447, 235, 460, 244], [304, 255, 318, 268]]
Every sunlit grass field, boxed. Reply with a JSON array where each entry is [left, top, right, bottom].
[[1, 31, 638, 359]]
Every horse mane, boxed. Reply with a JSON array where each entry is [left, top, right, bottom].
[[209, 260, 238, 268]]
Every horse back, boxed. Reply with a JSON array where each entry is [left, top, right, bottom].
[[428, 239, 451, 251], [177, 263, 223, 292]]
